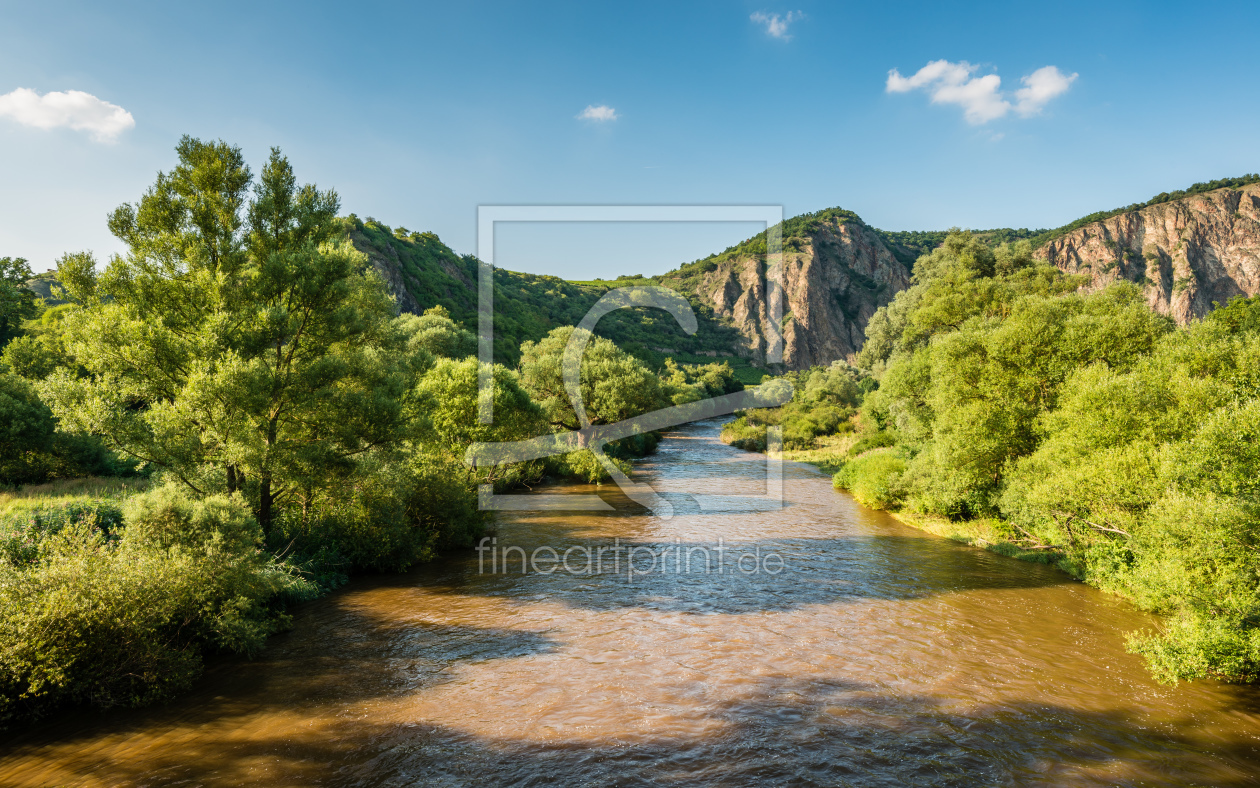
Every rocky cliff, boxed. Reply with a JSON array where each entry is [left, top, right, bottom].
[[1037, 184, 1260, 323], [661, 214, 912, 369], [342, 183, 1260, 373]]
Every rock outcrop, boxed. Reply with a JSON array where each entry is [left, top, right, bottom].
[[347, 228, 424, 315], [1037, 184, 1260, 323], [676, 217, 912, 369]]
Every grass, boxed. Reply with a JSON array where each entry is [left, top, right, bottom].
[[777, 433, 859, 474], [887, 510, 1072, 569], [0, 477, 151, 516]]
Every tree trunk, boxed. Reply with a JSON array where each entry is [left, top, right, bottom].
[[259, 416, 279, 534], [260, 475, 273, 535], [226, 464, 237, 495]]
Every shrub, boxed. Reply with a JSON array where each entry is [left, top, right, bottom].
[[721, 415, 768, 452], [833, 450, 907, 510], [0, 484, 314, 725], [0, 498, 124, 565], [847, 430, 896, 457]]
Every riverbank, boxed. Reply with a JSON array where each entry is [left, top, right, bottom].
[[748, 438, 1083, 576], [6, 417, 1258, 787], [884, 510, 1079, 574]]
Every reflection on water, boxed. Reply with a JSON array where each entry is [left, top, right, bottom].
[[3, 419, 1259, 787]]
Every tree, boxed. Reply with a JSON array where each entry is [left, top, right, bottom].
[[518, 326, 666, 432], [53, 251, 99, 305], [0, 373, 55, 483], [0, 256, 38, 348], [43, 138, 418, 532], [396, 304, 477, 360]]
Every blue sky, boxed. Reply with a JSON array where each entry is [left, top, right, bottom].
[[1, 0, 1258, 278]]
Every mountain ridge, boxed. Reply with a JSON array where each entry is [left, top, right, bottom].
[[25, 176, 1260, 372]]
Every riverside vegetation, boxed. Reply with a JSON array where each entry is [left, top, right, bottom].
[[3, 139, 1259, 730], [0, 137, 742, 726], [724, 232, 1260, 685]]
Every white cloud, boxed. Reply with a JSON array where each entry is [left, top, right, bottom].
[[1014, 66, 1078, 116], [0, 87, 135, 142], [751, 11, 801, 40], [577, 104, 618, 122], [886, 60, 1075, 125]]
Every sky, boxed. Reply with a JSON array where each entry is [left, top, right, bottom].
[[1, 0, 1258, 279]]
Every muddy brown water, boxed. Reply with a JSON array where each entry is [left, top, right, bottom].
[[2, 419, 1260, 787]]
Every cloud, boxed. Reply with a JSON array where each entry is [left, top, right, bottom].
[[577, 104, 618, 122], [1014, 66, 1078, 116], [886, 60, 1076, 125], [0, 87, 135, 142], [751, 11, 801, 40]]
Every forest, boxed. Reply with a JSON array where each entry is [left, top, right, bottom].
[[0, 138, 743, 726]]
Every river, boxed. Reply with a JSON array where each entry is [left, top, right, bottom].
[[2, 419, 1259, 786]]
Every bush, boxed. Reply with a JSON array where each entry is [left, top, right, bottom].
[[0, 498, 124, 565], [0, 484, 314, 725], [722, 415, 769, 452], [847, 430, 896, 457], [833, 450, 907, 510]]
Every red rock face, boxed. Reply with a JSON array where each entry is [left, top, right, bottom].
[[1037, 185, 1260, 323], [691, 218, 912, 369]]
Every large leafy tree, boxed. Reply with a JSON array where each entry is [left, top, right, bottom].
[[518, 326, 666, 431], [44, 137, 417, 531], [0, 256, 38, 348], [0, 372, 55, 483]]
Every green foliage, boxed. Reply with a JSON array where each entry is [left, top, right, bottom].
[[1, 300, 81, 384], [0, 256, 38, 349], [876, 227, 1045, 263], [520, 326, 668, 431], [848, 228, 1260, 683], [0, 373, 127, 485], [832, 450, 907, 509], [847, 430, 896, 457], [0, 484, 313, 724], [0, 373, 54, 483], [519, 327, 670, 481], [397, 304, 476, 359], [1207, 293, 1260, 335], [721, 362, 864, 451], [857, 233, 1081, 372], [53, 251, 99, 305], [660, 357, 744, 405], [0, 498, 124, 565], [2, 333, 66, 381], [43, 139, 418, 533]]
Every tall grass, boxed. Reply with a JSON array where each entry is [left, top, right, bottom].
[[0, 476, 151, 516]]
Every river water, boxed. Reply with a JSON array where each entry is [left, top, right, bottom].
[[2, 419, 1259, 787]]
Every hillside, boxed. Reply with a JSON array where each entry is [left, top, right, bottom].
[[343, 217, 760, 378], [656, 208, 911, 368], [28, 180, 1260, 373], [349, 209, 921, 372]]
